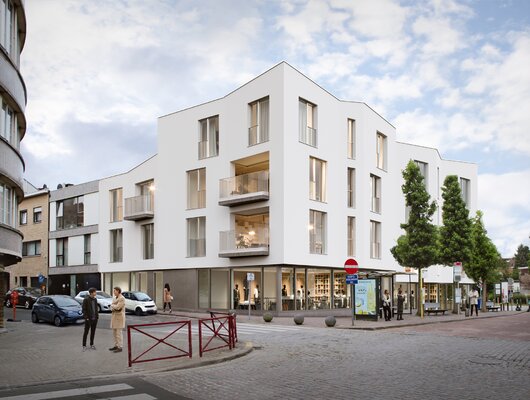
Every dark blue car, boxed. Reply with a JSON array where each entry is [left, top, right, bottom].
[[32, 295, 84, 327]]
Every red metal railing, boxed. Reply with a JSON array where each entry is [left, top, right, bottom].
[[209, 311, 238, 344], [199, 313, 236, 357], [127, 320, 192, 367]]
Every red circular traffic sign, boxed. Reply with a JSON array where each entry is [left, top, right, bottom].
[[344, 258, 358, 275]]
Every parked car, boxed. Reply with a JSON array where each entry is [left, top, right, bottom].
[[31, 295, 84, 327], [4, 287, 42, 309], [74, 290, 113, 312], [122, 291, 157, 316]]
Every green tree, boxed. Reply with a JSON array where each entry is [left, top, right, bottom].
[[513, 244, 529, 280], [391, 160, 438, 317], [439, 175, 472, 266], [466, 211, 501, 311]]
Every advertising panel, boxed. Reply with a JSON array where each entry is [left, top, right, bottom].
[[355, 279, 377, 315]]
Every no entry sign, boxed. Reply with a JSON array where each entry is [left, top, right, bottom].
[[344, 258, 358, 275]]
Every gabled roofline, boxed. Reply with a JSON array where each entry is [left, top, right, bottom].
[[99, 153, 157, 182], [158, 61, 396, 129], [396, 141, 478, 166]]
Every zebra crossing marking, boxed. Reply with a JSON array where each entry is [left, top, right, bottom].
[[0, 383, 134, 400]]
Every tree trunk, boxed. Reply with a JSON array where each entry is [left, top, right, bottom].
[[417, 269, 424, 318], [481, 282, 487, 312]]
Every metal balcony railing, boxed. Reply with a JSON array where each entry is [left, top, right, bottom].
[[248, 125, 269, 146], [219, 171, 269, 206], [124, 194, 154, 221], [219, 225, 269, 257]]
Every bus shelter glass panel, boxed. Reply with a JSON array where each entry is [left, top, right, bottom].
[[308, 268, 331, 309], [333, 271, 350, 308], [281, 267, 295, 310]]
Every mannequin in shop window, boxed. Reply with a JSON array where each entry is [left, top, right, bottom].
[[233, 284, 240, 309], [254, 284, 260, 310], [243, 276, 249, 302]]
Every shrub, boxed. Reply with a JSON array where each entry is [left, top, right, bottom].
[[263, 312, 273, 322]]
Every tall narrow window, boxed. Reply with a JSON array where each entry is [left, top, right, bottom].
[[460, 178, 470, 208], [139, 181, 155, 212], [309, 157, 326, 202], [376, 132, 387, 170], [415, 160, 428, 188], [370, 221, 381, 259], [347, 119, 356, 159], [370, 174, 381, 213], [347, 168, 356, 208], [56, 238, 68, 266], [56, 196, 84, 229], [187, 217, 206, 257], [187, 168, 206, 209], [249, 97, 269, 145], [84, 234, 91, 264], [110, 188, 123, 222], [110, 229, 123, 262], [198, 115, 219, 159], [19, 209, 27, 225], [347, 217, 356, 257], [309, 210, 326, 254], [299, 98, 317, 147], [142, 223, 154, 260]]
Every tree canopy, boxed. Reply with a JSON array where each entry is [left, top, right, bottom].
[[391, 160, 438, 271], [439, 175, 472, 266]]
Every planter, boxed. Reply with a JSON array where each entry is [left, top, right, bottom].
[[324, 316, 336, 327], [263, 312, 273, 322], [294, 314, 304, 325]]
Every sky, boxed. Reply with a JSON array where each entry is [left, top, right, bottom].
[[20, 0, 530, 258]]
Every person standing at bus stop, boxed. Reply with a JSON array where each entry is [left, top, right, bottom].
[[82, 287, 99, 351], [109, 287, 125, 353]]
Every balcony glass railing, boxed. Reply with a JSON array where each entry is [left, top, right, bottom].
[[219, 225, 269, 253], [219, 171, 269, 199], [248, 125, 269, 146], [124, 194, 154, 219], [300, 126, 317, 147]]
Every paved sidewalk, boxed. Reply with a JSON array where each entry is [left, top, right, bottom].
[[0, 308, 526, 390], [0, 316, 251, 390]]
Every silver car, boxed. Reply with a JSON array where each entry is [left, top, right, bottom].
[[74, 290, 113, 312]]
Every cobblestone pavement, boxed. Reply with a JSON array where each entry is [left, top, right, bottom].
[[149, 313, 530, 400]]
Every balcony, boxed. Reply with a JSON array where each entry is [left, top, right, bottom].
[[124, 194, 154, 221], [219, 171, 269, 206], [219, 226, 269, 258]]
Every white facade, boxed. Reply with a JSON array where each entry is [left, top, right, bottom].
[[95, 62, 477, 312]]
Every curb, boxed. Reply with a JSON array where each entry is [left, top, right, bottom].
[[336, 311, 527, 331]]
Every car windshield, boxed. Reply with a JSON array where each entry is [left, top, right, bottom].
[[96, 291, 111, 298], [53, 297, 80, 307], [134, 293, 152, 301]]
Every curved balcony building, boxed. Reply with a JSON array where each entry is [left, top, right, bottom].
[[1, 0, 27, 267]]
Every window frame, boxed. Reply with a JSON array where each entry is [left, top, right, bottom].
[[198, 115, 219, 159], [309, 156, 327, 202], [309, 209, 327, 255]]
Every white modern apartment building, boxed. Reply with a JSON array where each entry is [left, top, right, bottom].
[[100, 63, 477, 315], [48, 181, 100, 296]]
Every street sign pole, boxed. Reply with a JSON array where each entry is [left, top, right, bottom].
[[247, 273, 255, 320], [352, 283, 356, 326]]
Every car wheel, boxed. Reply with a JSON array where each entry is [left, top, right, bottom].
[[135, 307, 142, 316], [31, 313, 40, 323], [54, 316, 62, 327], [5, 299, 11, 308], [25, 301, 31, 309]]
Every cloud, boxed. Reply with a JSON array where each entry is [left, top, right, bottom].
[[478, 170, 530, 257]]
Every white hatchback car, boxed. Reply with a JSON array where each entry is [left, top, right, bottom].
[[122, 291, 158, 316], [74, 290, 113, 312]]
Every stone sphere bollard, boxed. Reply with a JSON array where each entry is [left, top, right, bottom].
[[294, 314, 304, 325], [263, 312, 273, 322], [325, 316, 336, 327]]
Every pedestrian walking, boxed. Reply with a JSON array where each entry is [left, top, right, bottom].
[[163, 283, 172, 313], [82, 287, 99, 351], [396, 289, 405, 321], [382, 289, 392, 321], [109, 287, 125, 353], [469, 287, 479, 316]]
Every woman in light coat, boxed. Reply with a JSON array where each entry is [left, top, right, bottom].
[[109, 287, 126, 352], [163, 283, 172, 313]]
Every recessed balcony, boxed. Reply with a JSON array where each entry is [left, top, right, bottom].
[[124, 194, 154, 221], [219, 226, 269, 258], [219, 171, 269, 206]]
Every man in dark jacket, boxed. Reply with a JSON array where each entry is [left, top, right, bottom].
[[82, 287, 99, 351]]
